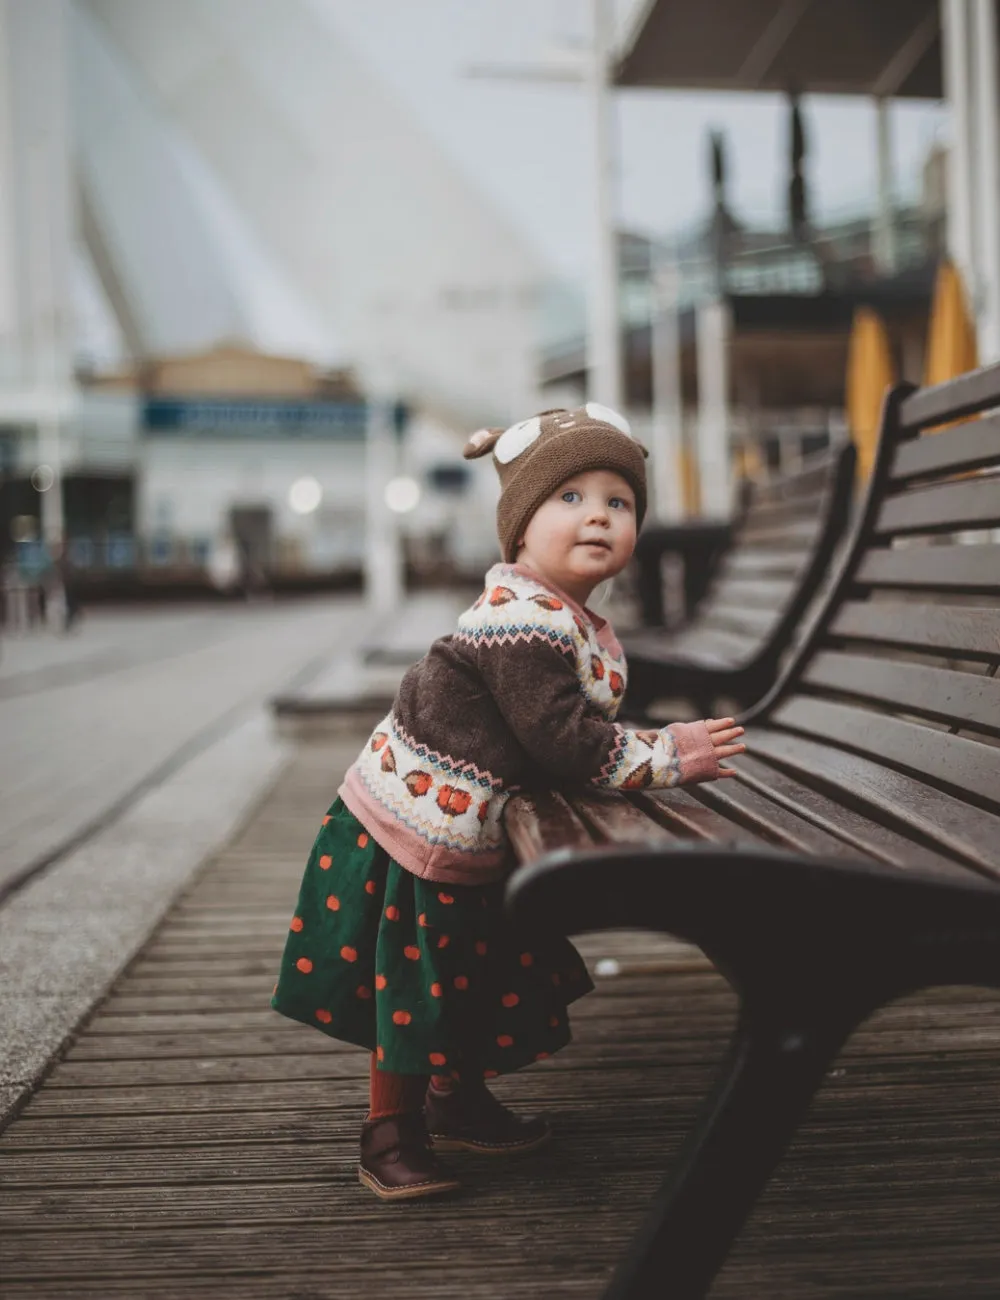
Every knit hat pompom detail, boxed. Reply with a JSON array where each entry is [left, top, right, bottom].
[[465, 404, 649, 563]]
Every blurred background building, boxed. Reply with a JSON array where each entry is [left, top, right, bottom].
[[0, 0, 996, 598]]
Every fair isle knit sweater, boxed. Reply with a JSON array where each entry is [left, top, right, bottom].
[[339, 563, 719, 885]]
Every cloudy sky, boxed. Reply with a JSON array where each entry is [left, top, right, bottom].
[[316, 0, 947, 278]]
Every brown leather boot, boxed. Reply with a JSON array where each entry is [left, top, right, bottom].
[[425, 1081, 551, 1154], [359, 1111, 462, 1200]]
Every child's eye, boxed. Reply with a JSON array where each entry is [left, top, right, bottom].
[[609, 496, 630, 511], [561, 489, 582, 503]]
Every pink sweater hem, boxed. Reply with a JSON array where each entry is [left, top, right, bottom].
[[339, 768, 510, 886]]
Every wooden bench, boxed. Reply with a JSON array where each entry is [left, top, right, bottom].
[[505, 362, 1000, 1300], [624, 443, 856, 716]]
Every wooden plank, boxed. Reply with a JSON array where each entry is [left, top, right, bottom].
[[699, 604, 781, 638], [719, 550, 808, 579], [737, 518, 821, 547], [800, 651, 1000, 736], [890, 412, 1000, 483], [749, 727, 1000, 878], [665, 625, 754, 665], [876, 478, 1000, 537], [771, 695, 1000, 809], [569, 791, 676, 845], [505, 790, 596, 865], [828, 601, 1000, 661], [899, 364, 1000, 430], [705, 576, 797, 607], [732, 755, 960, 873], [632, 789, 766, 846], [855, 543, 1000, 594], [692, 779, 873, 859]]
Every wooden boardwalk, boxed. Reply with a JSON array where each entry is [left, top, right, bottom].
[[2, 736, 1000, 1298]]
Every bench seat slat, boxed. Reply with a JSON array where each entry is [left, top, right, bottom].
[[854, 544, 1000, 593], [749, 727, 1000, 877], [900, 365, 1000, 429], [631, 789, 765, 846], [692, 778, 868, 858], [571, 792, 676, 845], [771, 696, 1000, 807], [737, 519, 822, 547], [505, 791, 596, 865], [828, 601, 1000, 660], [733, 754, 959, 872], [706, 577, 798, 606], [801, 651, 1000, 735], [699, 605, 782, 638], [876, 478, 1000, 537], [890, 412, 1000, 483]]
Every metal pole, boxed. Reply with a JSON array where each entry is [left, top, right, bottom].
[[972, 0, 1000, 361], [941, 0, 978, 304], [650, 253, 685, 521], [872, 98, 896, 275], [585, 0, 622, 410], [695, 299, 732, 518], [364, 394, 403, 614]]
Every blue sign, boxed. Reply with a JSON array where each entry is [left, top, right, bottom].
[[143, 397, 369, 441]]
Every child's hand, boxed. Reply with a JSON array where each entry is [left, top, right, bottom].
[[705, 717, 746, 776]]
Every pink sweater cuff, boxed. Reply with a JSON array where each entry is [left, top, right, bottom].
[[667, 720, 720, 785]]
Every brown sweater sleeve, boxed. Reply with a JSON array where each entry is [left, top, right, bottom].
[[476, 639, 718, 790]]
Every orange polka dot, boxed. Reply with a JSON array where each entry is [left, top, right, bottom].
[[438, 892, 454, 905], [418, 912, 429, 927], [535, 1051, 550, 1061], [364, 880, 376, 895], [272, 983, 278, 996], [483, 1069, 499, 1079], [501, 992, 519, 1008], [289, 916, 304, 932], [296, 957, 313, 974], [377, 1045, 385, 1062], [356, 985, 372, 1000], [430, 982, 443, 998], [340, 945, 358, 963], [375, 974, 387, 990], [475, 940, 487, 956], [403, 945, 421, 961], [437, 935, 450, 949], [451, 1069, 461, 1082], [315, 1008, 332, 1024], [497, 1034, 514, 1048], [357, 833, 369, 848], [392, 1009, 412, 1025], [454, 975, 469, 991], [428, 1052, 447, 1067], [319, 855, 332, 870], [520, 952, 534, 967], [385, 905, 400, 921], [551, 972, 561, 986], [325, 894, 340, 911], [549, 1015, 560, 1028], [322, 815, 332, 825]]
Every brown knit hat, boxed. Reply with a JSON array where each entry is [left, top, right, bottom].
[[463, 403, 648, 563]]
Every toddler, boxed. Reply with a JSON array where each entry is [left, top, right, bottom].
[[272, 403, 745, 1200]]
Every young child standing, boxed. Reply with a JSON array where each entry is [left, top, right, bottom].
[[271, 403, 745, 1200]]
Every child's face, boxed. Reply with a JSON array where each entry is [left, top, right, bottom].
[[517, 469, 637, 602]]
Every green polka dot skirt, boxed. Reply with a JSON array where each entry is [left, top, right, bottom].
[[271, 799, 593, 1079]]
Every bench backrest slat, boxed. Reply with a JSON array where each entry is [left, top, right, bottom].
[[770, 696, 1000, 808], [747, 362, 1000, 878], [801, 650, 1000, 736], [855, 543, 1000, 592], [749, 729, 1000, 877]]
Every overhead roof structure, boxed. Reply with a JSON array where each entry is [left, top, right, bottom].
[[617, 0, 943, 98]]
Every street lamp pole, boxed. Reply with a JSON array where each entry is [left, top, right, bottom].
[[585, 0, 622, 410]]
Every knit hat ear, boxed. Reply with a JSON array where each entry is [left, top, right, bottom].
[[462, 427, 504, 460]]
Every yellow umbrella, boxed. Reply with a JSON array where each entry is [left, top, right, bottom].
[[924, 258, 978, 388], [846, 306, 896, 480]]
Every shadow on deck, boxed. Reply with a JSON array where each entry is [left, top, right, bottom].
[[2, 736, 999, 1299]]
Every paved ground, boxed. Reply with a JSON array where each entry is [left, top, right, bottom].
[[0, 597, 372, 898]]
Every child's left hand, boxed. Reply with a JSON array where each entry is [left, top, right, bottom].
[[704, 718, 746, 776]]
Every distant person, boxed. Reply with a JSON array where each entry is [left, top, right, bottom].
[[51, 539, 82, 632], [270, 405, 746, 1200]]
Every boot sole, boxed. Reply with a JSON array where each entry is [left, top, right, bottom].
[[358, 1166, 462, 1201], [428, 1128, 551, 1155]]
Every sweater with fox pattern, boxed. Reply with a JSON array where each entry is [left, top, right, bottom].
[[339, 563, 719, 885]]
